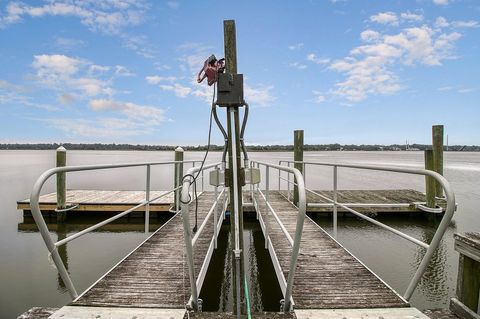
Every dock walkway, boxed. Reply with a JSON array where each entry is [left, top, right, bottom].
[[254, 190, 409, 309], [72, 191, 221, 308]]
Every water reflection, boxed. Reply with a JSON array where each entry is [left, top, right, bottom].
[[199, 221, 283, 312], [413, 217, 456, 303]]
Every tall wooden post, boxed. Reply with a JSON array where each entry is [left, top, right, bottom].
[[224, 19, 244, 316], [424, 149, 436, 208], [450, 233, 480, 319], [174, 147, 184, 212], [432, 125, 444, 197], [56, 146, 67, 222], [294, 130, 304, 206]]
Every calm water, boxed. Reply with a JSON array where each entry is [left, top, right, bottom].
[[1, 150, 479, 317]]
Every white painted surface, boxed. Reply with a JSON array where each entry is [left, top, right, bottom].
[[295, 307, 429, 319], [49, 306, 186, 319]]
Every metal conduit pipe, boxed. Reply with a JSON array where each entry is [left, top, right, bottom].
[[212, 104, 228, 164], [239, 102, 249, 162]]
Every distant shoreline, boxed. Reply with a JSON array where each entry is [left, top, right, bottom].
[[1, 143, 479, 152]]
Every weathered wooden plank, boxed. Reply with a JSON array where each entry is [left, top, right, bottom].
[[49, 306, 186, 319]]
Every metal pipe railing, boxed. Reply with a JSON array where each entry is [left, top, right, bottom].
[[251, 160, 306, 312], [180, 162, 223, 311], [278, 160, 456, 301], [29, 159, 201, 299]]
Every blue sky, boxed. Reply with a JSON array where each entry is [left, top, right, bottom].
[[0, 0, 478, 146]]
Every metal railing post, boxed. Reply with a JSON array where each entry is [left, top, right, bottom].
[[181, 178, 199, 311], [266, 166, 270, 203], [287, 162, 291, 202], [145, 165, 151, 233], [214, 166, 219, 249], [265, 166, 270, 249], [283, 166, 306, 312], [333, 165, 338, 239], [174, 147, 184, 212]]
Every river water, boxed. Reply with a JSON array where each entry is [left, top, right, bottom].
[[0, 150, 479, 317]]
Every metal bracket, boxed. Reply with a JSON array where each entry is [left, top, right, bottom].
[[197, 298, 203, 312], [280, 299, 285, 312], [54, 204, 79, 213], [244, 167, 261, 185], [233, 249, 242, 259]]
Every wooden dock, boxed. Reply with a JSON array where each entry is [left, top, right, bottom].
[[253, 190, 409, 309], [17, 189, 445, 215], [17, 190, 174, 213]]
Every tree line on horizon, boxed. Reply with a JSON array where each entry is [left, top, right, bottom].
[[0, 143, 478, 152]]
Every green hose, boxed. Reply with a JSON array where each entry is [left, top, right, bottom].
[[244, 275, 252, 319]]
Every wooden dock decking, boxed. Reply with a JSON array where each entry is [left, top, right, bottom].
[[72, 192, 222, 308], [17, 190, 174, 213], [17, 189, 445, 215], [254, 191, 409, 309]]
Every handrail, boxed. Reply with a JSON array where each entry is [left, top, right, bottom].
[[278, 160, 456, 301], [180, 162, 224, 311], [29, 159, 202, 300], [250, 160, 306, 312]]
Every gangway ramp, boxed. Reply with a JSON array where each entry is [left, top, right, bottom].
[[72, 191, 226, 308], [254, 190, 409, 309]]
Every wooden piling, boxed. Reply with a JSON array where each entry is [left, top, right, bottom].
[[432, 125, 444, 197], [424, 149, 436, 208], [451, 233, 480, 318], [56, 146, 67, 222], [224, 19, 244, 316], [294, 130, 304, 206], [174, 147, 184, 212]]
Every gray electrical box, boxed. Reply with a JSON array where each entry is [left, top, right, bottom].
[[216, 73, 244, 107], [244, 167, 261, 185], [209, 169, 225, 187]]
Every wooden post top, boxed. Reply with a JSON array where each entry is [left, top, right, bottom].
[[454, 232, 480, 263]]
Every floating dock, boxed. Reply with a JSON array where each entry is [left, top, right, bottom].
[[17, 188, 445, 215]]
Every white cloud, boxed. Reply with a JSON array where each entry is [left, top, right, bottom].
[[437, 86, 453, 91], [458, 88, 475, 93], [435, 17, 449, 28], [433, 0, 449, 5], [89, 99, 165, 124], [245, 84, 276, 107], [288, 43, 304, 50], [312, 91, 326, 104], [145, 75, 177, 84], [360, 30, 380, 42], [58, 93, 75, 105], [329, 24, 462, 102], [307, 53, 330, 64], [0, 1, 147, 34], [159, 83, 192, 98], [400, 12, 423, 22], [289, 62, 307, 70], [452, 20, 479, 28], [114, 65, 135, 77], [370, 12, 398, 26], [31, 54, 137, 98], [54, 37, 85, 51]]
